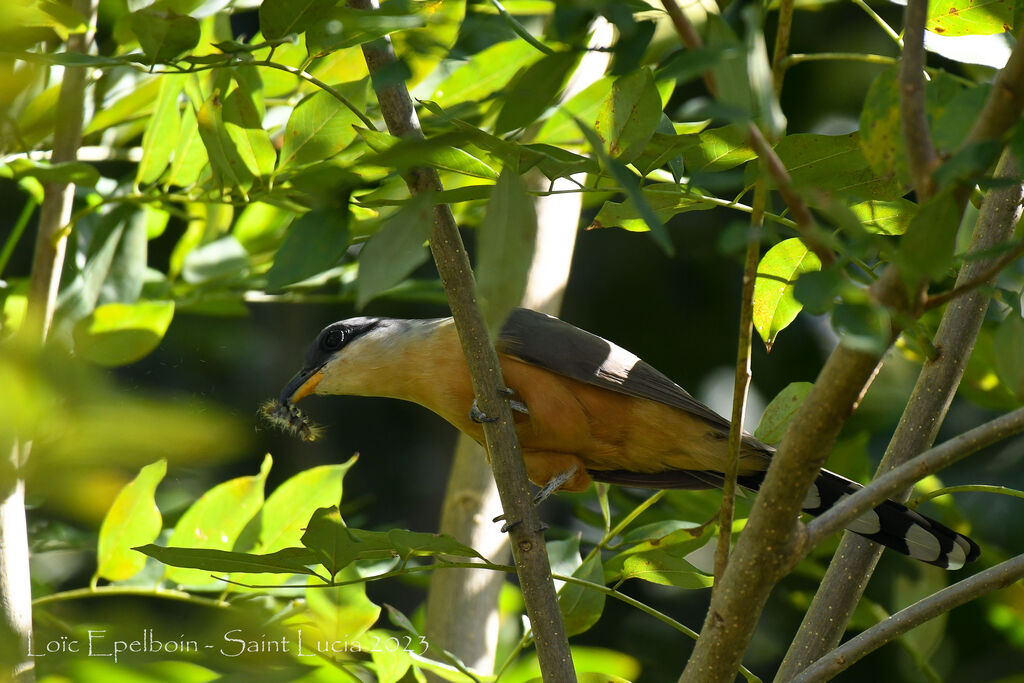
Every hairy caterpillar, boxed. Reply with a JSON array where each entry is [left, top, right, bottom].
[[259, 399, 323, 442]]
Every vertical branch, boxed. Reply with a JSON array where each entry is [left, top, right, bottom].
[[770, 0, 796, 95], [900, 0, 938, 200], [713, 182, 767, 582], [423, 18, 613, 676], [3, 3, 98, 681], [346, 1, 576, 680]]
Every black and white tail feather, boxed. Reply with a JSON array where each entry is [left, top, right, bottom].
[[591, 466, 979, 569]]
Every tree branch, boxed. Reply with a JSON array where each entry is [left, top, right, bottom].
[[776, 150, 1024, 681], [4, 3, 98, 681], [792, 554, 1024, 683], [965, 27, 1024, 146], [924, 237, 1024, 310], [346, 1, 575, 679], [899, 0, 938, 200], [805, 406, 1024, 548]]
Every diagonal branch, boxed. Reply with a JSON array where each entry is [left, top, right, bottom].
[[792, 553, 1024, 683], [346, 1, 576, 680], [804, 407, 1024, 548]]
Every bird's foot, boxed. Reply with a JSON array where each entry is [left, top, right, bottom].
[[492, 464, 577, 533], [469, 387, 529, 423]]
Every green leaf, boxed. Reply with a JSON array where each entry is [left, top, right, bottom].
[[277, 83, 367, 172], [680, 124, 756, 174], [196, 90, 254, 194], [181, 236, 250, 284], [927, 0, 1013, 35], [356, 192, 434, 309], [72, 300, 175, 367], [254, 458, 357, 554], [362, 134, 499, 180], [266, 208, 350, 291], [771, 132, 904, 200], [477, 168, 537, 335], [994, 314, 1024, 399], [753, 238, 822, 350], [590, 183, 713, 232], [533, 75, 615, 146], [604, 527, 714, 589], [165, 105, 207, 188], [832, 302, 891, 354], [8, 158, 99, 187], [754, 382, 814, 443], [495, 51, 579, 135], [136, 545, 318, 575], [136, 74, 185, 185], [164, 454, 272, 586], [859, 67, 911, 192], [849, 199, 918, 236], [897, 187, 963, 284], [431, 39, 540, 108], [259, 0, 337, 40], [386, 529, 486, 561], [575, 118, 674, 255], [96, 459, 167, 582], [300, 508, 399, 576], [304, 569, 381, 643], [558, 554, 605, 636], [743, 5, 786, 139], [705, 16, 750, 116], [222, 85, 277, 182], [307, 7, 425, 57], [594, 67, 662, 163], [129, 10, 200, 63]]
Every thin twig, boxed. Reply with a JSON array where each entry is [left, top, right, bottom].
[[770, 0, 795, 95], [851, 0, 903, 47], [746, 126, 836, 266], [804, 407, 1024, 549], [792, 554, 1024, 683], [714, 182, 766, 583], [658, 0, 716, 95], [489, 0, 554, 55], [911, 484, 1024, 507], [900, 0, 938, 200], [924, 238, 1024, 310], [346, 1, 576, 680]]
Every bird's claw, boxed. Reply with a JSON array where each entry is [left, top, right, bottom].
[[469, 399, 498, 424]]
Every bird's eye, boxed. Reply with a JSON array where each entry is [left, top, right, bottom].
[[321, 328, 345, 351]]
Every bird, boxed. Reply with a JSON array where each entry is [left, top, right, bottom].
[[271, 307, 980, 570]]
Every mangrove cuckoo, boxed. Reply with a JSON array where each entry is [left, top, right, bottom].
[[271, 308, 979, 569]]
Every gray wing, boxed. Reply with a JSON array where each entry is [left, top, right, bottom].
[[496, 308, 734, 434]]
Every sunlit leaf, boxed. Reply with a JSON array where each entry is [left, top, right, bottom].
[[136, 74, 185, 185], [137, 545, 318, 575], [96, 459, 166, 582], [850, 199, 918, 236], [926, 0, 1013, 36], [604, 527, 714, 589], [770, 132, 904, 200], [753, 238, 822, 350], [680, 124, 756, 174], [164, 454, 272, 586], [431, 39, 539, 108], [72, 300, 175, 367], [594, 67, 662, 163], [303, 568, 381, 643], [277, 83, 367, 172], [590, 183, 713, 232]]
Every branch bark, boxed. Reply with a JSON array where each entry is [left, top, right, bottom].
[[899, 0, 938, 200], [3, 4, 97, 681], [423, 18, 612, 675], [347, 1, 575, 679], [776, 150, 1024, 680], [792, 553, 1024, 683]]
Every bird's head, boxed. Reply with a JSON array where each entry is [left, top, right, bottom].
[[278, 317, 385, 406]]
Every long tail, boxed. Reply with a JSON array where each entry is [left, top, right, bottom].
[[589, 467, 980, 569]]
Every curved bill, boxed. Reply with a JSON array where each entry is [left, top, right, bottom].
[[278, 367, 324, 405]]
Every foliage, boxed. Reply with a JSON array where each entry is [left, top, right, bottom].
[[3, 0, 1024, 681]]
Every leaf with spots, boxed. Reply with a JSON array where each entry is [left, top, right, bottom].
[[753, 238, 822, 350], [927, 0, 1014, 36], [755, 382, 814, 443]]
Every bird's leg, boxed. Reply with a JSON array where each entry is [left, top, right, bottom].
[[493, 463, 578, 532], [469, 387, 529, 423]]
